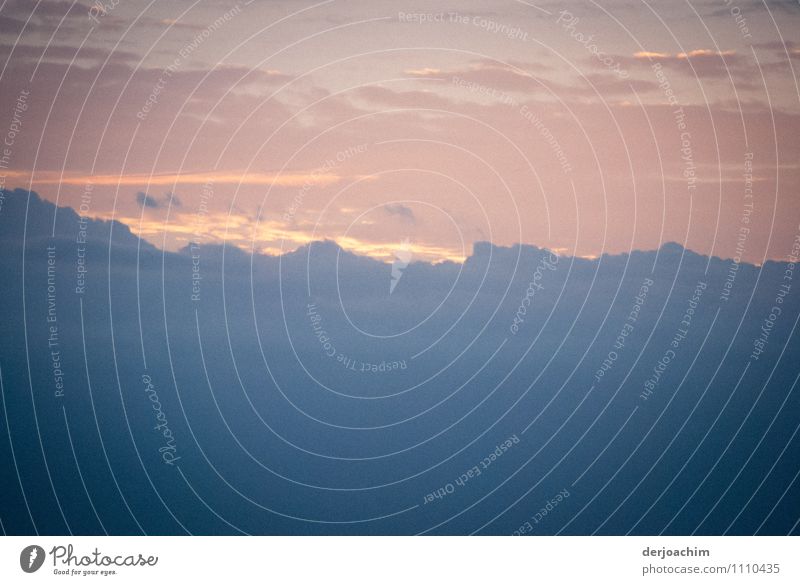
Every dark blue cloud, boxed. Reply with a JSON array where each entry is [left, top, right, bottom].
[[1, 189, 799, 536], [136, 191, 182, 209]]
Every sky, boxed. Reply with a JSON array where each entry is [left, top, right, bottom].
[[2, 0, 800, 539], [1, 0, 799, 263]]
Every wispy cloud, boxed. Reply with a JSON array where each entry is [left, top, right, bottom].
[[106, 210, 464, 263], [630, 48, 749, 78], [7, 170, 376, 188]]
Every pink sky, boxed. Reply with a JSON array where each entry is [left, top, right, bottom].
[[1, 0, 799, 263]]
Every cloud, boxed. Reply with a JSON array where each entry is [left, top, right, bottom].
[[135, 191, 182, 209], [404, 68, 443, 76], [0, 0, 122, 34], [629, 49, 749, 78], [676, 49, 737, 60], [0, 43, 140, 64], [408, 59, 655, 100], [383, 204, 416, 223], [633, 51, 671, 59], [136, 191, 160, 209], [2, 0, 94, 19], [148, 17, 208, 31], [632, 49, 740, 62], [579, 73, 658, 96], [705, 0, 800, 16], [753, 40, 800, 65], [10, 169, 372, 188], [406, 59, 550, 95], [353, 86, 456, 109]]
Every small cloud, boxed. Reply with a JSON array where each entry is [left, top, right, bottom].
[[135, 191, 181, 209], [677, 49, 736, 59], [383, 204, 416, 223], [154, 18, 206, 30], [404, 67, 442, 76], [136, 191, 159, 208], [629, 48, 746, 78], [634, 51, 671, 59], [634, 49, 737, 60]]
